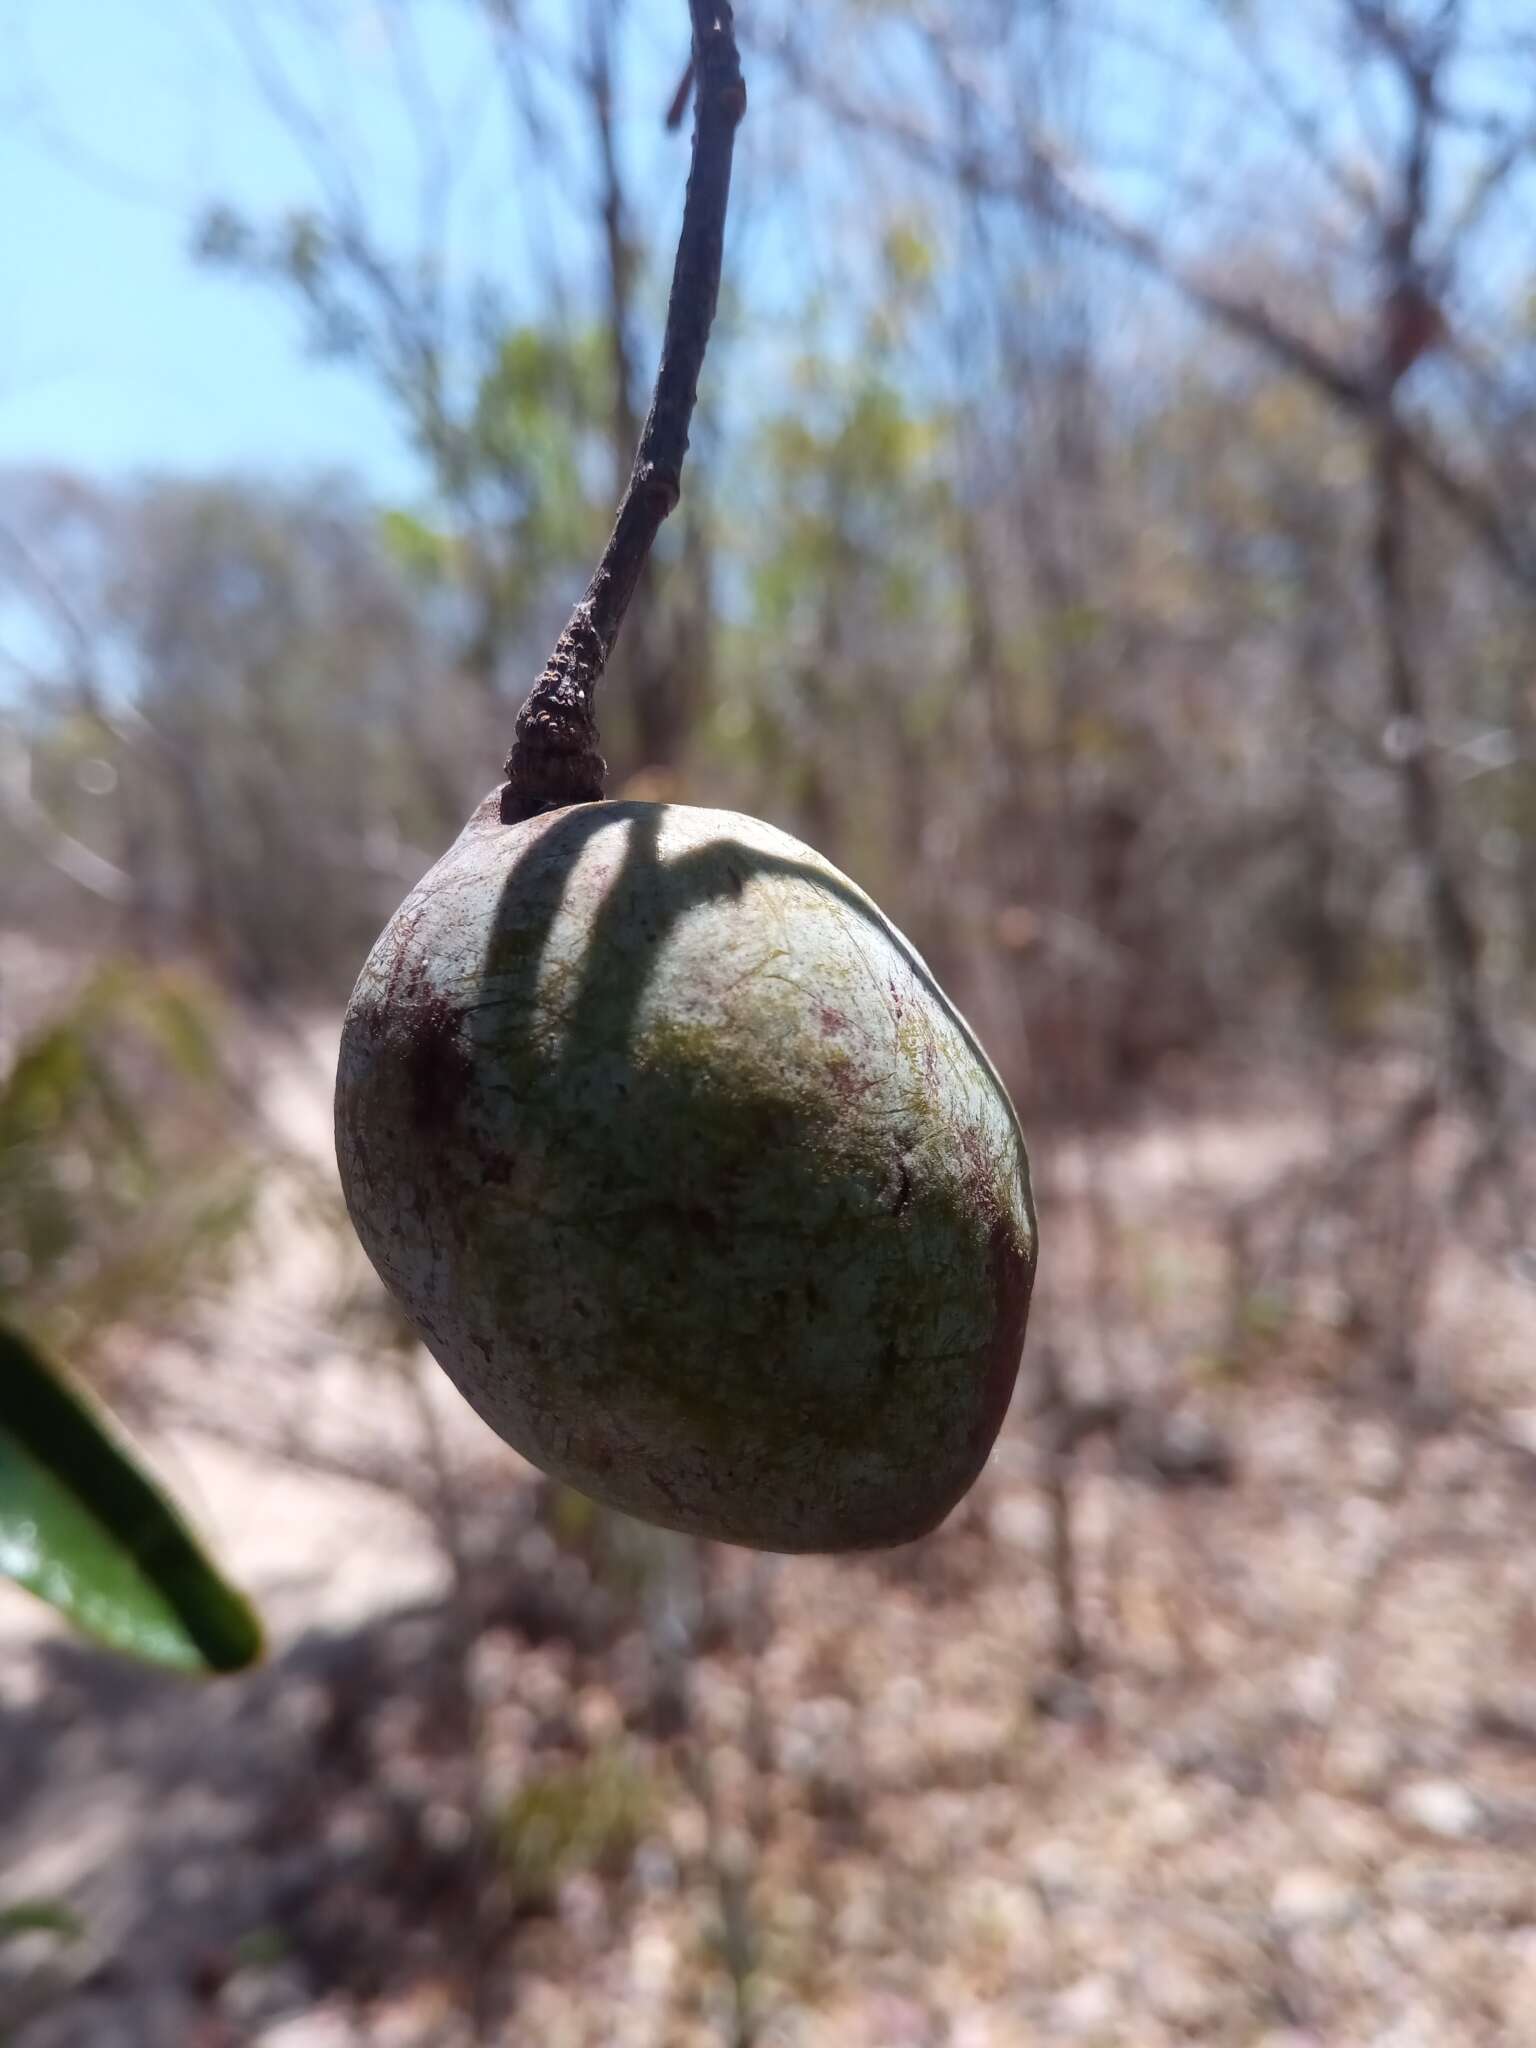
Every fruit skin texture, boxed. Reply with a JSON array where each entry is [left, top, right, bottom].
[[335, 794, 1037, 1553]]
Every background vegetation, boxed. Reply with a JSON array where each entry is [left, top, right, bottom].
[[4, 2, 1536, 2043]]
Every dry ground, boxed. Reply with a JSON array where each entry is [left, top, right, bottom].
[[5, 1009, 1536, 2048]]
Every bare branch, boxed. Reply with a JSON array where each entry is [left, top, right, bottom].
[[0, 735, 134, 904], [1203, 0, 1381, 223], [1363, 12, 1507, 1135], [666, 55, 696, 132], [770, 33, 1536, 594], [377, 0, 458, 270], [501, 2, 746, 820]]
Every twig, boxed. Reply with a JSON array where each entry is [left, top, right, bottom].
[[502, 3, 744, 822], [1042, 1427, 1086, 1672], [688, 1543, 764, 2048], [771, 33, 1536, 597], [0, 736, 134, 904], [666, 55, 696, 132], [1030, 1346, 1089, 1673], [1364, 23, 1508, 1149]]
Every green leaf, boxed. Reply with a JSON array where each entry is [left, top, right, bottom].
[[881, 220, 935, 293], [0, 1322, 261, 1674], [378, 506, 457, 585], [0, 1900, 84, 1944]]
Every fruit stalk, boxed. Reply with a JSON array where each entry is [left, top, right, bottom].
[[501, 1, 746, 824]]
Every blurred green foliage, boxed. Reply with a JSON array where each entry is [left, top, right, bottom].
[[0, 963, 255, 1375], [0, 961, 262, 1671], [497, 1751, 657, 1910], [0, 1902, 83, 1945]]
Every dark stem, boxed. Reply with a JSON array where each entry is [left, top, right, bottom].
[[666, 56, 697, 132], [1366, 14, 1505, 1133], [501, 1, 744, 823]]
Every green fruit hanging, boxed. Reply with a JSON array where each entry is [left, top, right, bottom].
[[335, 2, 1037, 1553]]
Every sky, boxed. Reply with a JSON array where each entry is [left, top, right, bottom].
[[0, 0, 955, 509], [1, 0, 703, 501], [2, 2, 425, 489], [0, 0, 1190, 505], [4, 1, 1527, 505]]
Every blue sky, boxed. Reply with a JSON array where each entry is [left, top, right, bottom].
[[0, 0, 910, 504], [2, 0, 705, 498], [3, 2, 426, 487], [0, 0, 1178, 501], [6, 2, 1527, 503]]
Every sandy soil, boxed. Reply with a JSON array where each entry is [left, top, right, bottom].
[[6, 1012, 1536, 2047]]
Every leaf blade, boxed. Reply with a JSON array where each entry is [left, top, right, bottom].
[[0, 1322, 261, 1673]]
